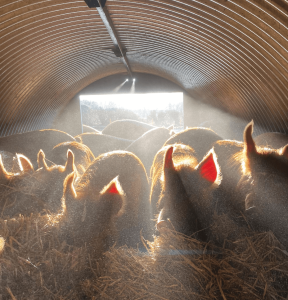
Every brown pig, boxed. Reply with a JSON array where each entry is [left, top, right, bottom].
[[60, 173, 125, 255], [0, 153, 34, 185], [155, 145, 222, 241], [0, 149, 76, 217], [211, 139, 244, 216], [0, 150, 23, 173], [0, 153, 35, 216], [164, 127, 223, 162], [126, 127, 173, 174], [0, 129, 75, 168], [75, 150, 152, 248], [74, 133, 133, 158], [46, 141, 95, 177], [150, 144, 197, 217], [235, 121, 288, 249]]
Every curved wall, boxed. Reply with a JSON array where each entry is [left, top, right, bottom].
[[1, 1, 288, 136]]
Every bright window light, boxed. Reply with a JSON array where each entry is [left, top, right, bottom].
[[80, 92, 182, 111], [80, 92, 183, 132]]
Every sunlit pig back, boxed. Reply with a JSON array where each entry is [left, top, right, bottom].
[[46, 141, 95, 178], [74, 133, 133, 158], [126, 127, 173, 174], [102, 119, 156, 140], [164, 127, 223, 161], [75, 150, 152, 248], [254, 132, 288, 149]]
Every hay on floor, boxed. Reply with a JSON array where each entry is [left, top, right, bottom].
[[0, 212, 287, 299]]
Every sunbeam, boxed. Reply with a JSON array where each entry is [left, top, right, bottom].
[[112, 79, 129, 92], [130, 78, 136, 93]]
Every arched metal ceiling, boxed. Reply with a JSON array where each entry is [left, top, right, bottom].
[[0, 0, 288, 136]]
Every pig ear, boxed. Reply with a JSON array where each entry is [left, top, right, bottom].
[[197, 149, 221, 184], [37, 149, 48, 170], [17, 154, 34, 173], [245, 193, 255, 210], [244, 120, 256, 155], [63, 172, 77, 200], [280, 144, 288, 159], [0, 154, 10, 181], [100, 177, 124, 216], [64, 150, 75, 173], [164, 146, 175, 170]]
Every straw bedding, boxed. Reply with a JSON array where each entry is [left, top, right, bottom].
[[0, 212, 287, 300]]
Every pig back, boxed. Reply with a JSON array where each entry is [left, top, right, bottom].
[[76, 133, 133, 158], [254, 132, 288, 149], [126, 127, 172, 174], [102, 119, 156, 140], [82, 124, 101, 134], [164, 127, 223, 161], [76, 150, 152, 247], [0, 129, 75, 168], [46, 141, 95, 176]]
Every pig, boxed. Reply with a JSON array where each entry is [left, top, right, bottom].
[[156, 145, 222, 241], [0, 129, 75, 168], [0, 149, 76, 217], [60, 172, 125, 256], [82, 124, 101, 134], [102, 119, 157, 140], [75, 150, 152, 247], [254, 132, 288, 149], [235, 121, 288, 249], [75, 133, 133, 158], [45, 141, 95, 178], [0, 153, 34, 184], [211, 139, 245, 216], [0, 153, 35, 216], [164, 127, 223, 161], [126, 127, 173, 174], [0, 150, 23, 173], [150, 143, 197, 217]]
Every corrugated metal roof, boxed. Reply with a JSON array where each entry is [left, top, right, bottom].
[[1, 0, 288, 136]]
